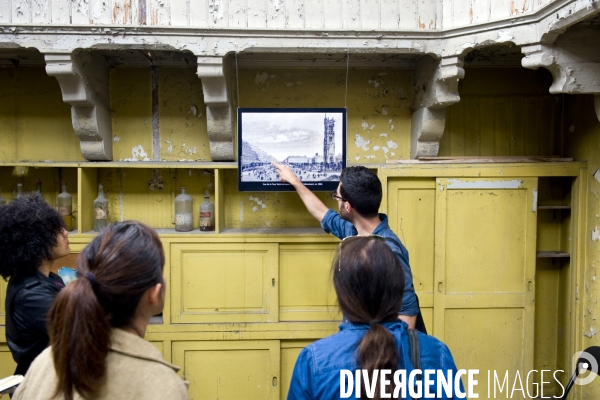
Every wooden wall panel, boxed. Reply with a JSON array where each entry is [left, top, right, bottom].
[[342, 0, 361, 29], [170, 0, 190, 26], [31, 0, 50, 23], [399, 0, 418, 30], [379, 0, 398, 30], [90, 0, 113, 24], [248, 0, 267, 28], [190, 0, 209, 27], [304, 0, 323, 29], [285, 0, 304, 29], [71, 0, 89, 24], [150, 0, 171, 25], [0, 344, 16, 378], [323, 0, 343, 30], [360, 0, 379, 30], [266, 0, 285, 28], [472, 0, 490, 24], [229, 0, 247, 27], [439, 95, 560, 156]]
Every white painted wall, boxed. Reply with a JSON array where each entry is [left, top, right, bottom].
[[0, 0, 560, 29]]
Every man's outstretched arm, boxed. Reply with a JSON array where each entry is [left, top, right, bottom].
[[272, 162, 329, 223]]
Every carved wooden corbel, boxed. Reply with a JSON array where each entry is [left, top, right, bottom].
[[522, 25, 600, 122], [410, 55, 464, 159], [197, 56, 234, 161], [45, 51, 112, 161]]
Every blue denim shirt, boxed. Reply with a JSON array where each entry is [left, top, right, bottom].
[[288, 321, 464, 400], [321, 210, 418, 316]]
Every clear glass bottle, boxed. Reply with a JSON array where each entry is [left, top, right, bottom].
[[35, 179, 42, 194], [94, 184, 109, 232], [0, 186, 6, 206], [175, 187, 193, 232], [199, 190, 215, 232], [57, 182, 73, 231], [16, 183, 24, 199]]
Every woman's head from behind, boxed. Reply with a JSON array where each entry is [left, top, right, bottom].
[[333, 236, 404, 324], [76, 220, 165, 326], [49, 221, 165, 400], [333, 236, 405, 400]]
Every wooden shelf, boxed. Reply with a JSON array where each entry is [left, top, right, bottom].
[[538, 205, 571, 210], [536, 251, 570, 258], [0, 161, 238, 169]]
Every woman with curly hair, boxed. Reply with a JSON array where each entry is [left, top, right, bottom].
[[0, 194, 70, 375]]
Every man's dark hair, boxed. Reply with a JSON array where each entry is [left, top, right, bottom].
[[339, 166, 382, 218], [0, 194, 66, 281]]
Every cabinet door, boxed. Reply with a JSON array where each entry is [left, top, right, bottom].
[[279, 243, 339, 322], [387, 178, 436, 330], [281, 340, 314, 399], [171, 243, 278, 323], [434, 178, 537, 396], [173, 340, 280, 400]]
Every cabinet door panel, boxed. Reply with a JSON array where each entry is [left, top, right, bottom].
[[171, 243, 278, 323], [387, 178, 436, 330], [279, 244, 340, 321], [0, 344, 16, 377], [173, 340, 280, 400], [434, 177, 537, 397], [281, 340, 314, 399], [0, 279, 6, 325]]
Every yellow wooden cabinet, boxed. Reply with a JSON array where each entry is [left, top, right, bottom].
[[0, 162, 586, 400]]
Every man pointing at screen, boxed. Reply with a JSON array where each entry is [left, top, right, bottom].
[[272, 162, 421, 330]]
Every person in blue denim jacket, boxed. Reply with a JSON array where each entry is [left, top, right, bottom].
[[272, 163, 418, 329], [287, 236, 463, 400]]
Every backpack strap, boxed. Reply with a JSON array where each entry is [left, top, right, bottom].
[[408, 329, 421, 371], [408, 328, 422, 391]]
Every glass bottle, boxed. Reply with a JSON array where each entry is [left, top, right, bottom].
[[35, 179, 42, 196], [199, 190, 215, 232], [94, 184, 109, 232], [57, 182, 73, 231], [175, 187, 193, 232], [16, 183, 24, 199], [0, 186, 6, 206]]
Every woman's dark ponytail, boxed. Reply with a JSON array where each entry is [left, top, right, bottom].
[[48, 221, 165, 400], [333, 237, 405, 400], [49, 276, 110, 400]]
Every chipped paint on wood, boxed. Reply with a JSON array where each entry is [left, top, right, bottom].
[[531, 189, 537, 212], [124, 144, 151, 161]]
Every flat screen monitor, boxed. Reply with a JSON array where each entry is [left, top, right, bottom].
[[238, 108, 346, 192]]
